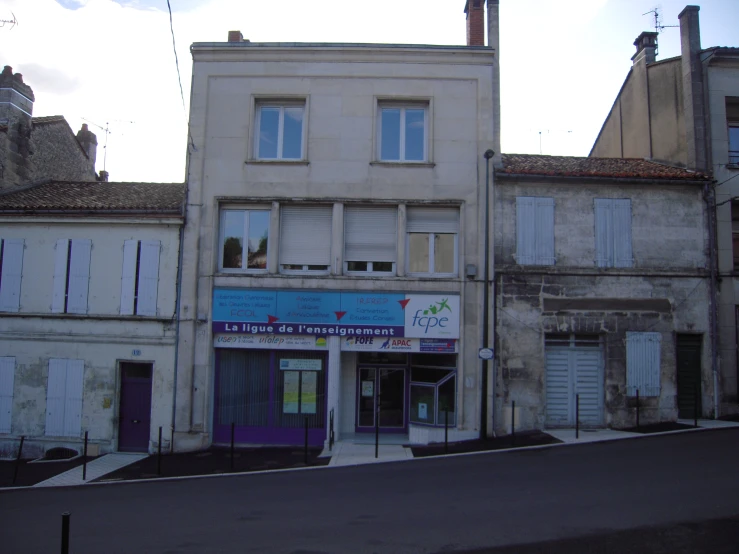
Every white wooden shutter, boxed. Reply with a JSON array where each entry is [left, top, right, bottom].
[[66, 239, 92, 314], [0, 239, 24, 312], [406, 207, 459, 233], [137, 240, 160, 316], [0, 357, 15, 433], [344, 206, 398, 262], [535, 198, 555, 265], [626, 332, 662, 396], [120, 240, 138, 315], [515, 197, 536, 265], [52, 239, 69, 313], [45, 359, 67, 436], [63, 359, 84, 437], [279, 206, 332, 266], [613, 199, 633, 268], [594, 199, 613, 267]]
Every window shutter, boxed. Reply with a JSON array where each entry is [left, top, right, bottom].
[[344, 206, 398, 262], [46, 359, 68, 436], [515, 197, 536, 265], [120, 240, 138, 315], [594, 199, 613, 267], [535, 198, 555, 265], [613, 199, 633, 268], [279, 206, 332, 266], [136, 240, 161, 316], [66, 239, 92, 314], [626, 332, 662, 396], [406, 207, 459, 233], [0, 239, 24, 312], [52, 239, 69, 313], [63, 359, 84, 437], [0, 357, 15, 433]]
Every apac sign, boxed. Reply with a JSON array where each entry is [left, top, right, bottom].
[[212, 289, 459, 339], [342, 336, 457, 353]]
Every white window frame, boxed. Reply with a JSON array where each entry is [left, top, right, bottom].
[[218, 208, 271, 273], [121, 240, 161, 316], [279, 205, 332, 275], [405, 207, 459, 278], [0, 238, 24, 313], [376, 102, 430, 163], [344, 206, 398, 276], [254, 100, 307, 161]]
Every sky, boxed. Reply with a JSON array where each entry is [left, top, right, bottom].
[[1, 0, 738, 183]]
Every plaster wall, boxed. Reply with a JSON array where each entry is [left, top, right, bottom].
[[648, 60, 687, 165]]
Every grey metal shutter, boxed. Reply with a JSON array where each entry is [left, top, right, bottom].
[[535, 197, 555, 265], [594, 199, 613, 267], [626, 332, 662, 396], [344, 206, 397, 262], [545, 348, 571, 426], [613, 199, 633, 267], [279, 205, 332, 266], [515, 197, 536, 265], [574, 349, 604, 426], [406, 207, 459, 233]]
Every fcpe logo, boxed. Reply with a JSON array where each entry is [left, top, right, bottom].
[[411, 298, 453, 334]]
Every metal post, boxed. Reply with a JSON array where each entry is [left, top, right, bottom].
[[170, 427, 174, 455], [12, 435, 24, 485], [511, 401, 515, 447], [304, 416, 309, 465], [481, 149, 495, 440], [636, 389, 640, 430], [329, 409, 335, 451], [694, 383, 699, 428], [157, 426, 162, 476], [230, 422, 235, 471], [375, 402, 380, 459], [445, 409, 449, 454], [61, 512, 70, 554], [575, 394, 580, 439], [82, 431, 88, 481]]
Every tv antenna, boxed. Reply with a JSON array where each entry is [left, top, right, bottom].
[[0, 11, 18, 29], [80, 118, 135, 173], [643, 7, 678, 53], [534, 129, 573, 155]]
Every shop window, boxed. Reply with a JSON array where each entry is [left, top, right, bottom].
[[219, 208, 270, 272], [733, 202, 739, 271], [409, 358, 456, 427], [279, 205, 332, 273], [344, 205, 397, 275], [376, 102, 429, 162], [255, 101, 305, 161], [406, 206, 459, 277]]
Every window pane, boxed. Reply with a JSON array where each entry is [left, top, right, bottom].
[[222, 211, 244, 269], [730, 126, 739, 164], [347, 261, 369, 272], [258, 107, 279, 159], [282, 371, 300, 414], [301, 371, 317, 414], [410, 384, 435, 424], [381, 108, 401, 161], [408, 233, 429, 273], [437, 376, 456, 426], [372, 261, 393, 272], [434, 233, 455, 274], [410, 367, 453, 383], [282, 107, 304, 159], [405, 109, 425, 161], [247, 211, 269, 269]]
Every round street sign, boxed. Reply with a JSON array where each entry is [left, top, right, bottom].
[[478, 348, 493, 360]]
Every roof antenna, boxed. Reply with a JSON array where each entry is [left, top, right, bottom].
[[642, 7, 678, 55], [80, 118, 135, 173]]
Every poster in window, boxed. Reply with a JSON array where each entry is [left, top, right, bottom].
[[418, 402, 428, 420], [361, 380, 374, 398], [301, 371, 317, 414], [283, 371, 299, 413]]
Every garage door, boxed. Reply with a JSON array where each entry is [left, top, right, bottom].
[[546, 335, 604, 427]]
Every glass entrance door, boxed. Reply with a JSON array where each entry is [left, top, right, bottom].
[[356, 367, 406, 431]]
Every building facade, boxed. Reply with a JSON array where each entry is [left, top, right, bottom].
[[590, 5, 739, 415], [0, 181, 184, 458], [494, 155, 712, 431], [174, 3, 501, 450]]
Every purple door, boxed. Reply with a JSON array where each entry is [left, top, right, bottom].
[[118, 363, 153, 452]]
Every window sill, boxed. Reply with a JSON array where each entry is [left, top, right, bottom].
[[370, 161, 436, 168], [245, 160, 309, 166]]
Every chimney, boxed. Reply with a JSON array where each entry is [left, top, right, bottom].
[[0, 65, 35, 189], [465, 0, 485, 47], [487, 0, 501, 157], [228, 30, 243, 42], [97, 170, 109, 182], [679, 5, 707, 171], [76, 123, 98, 170], [632, 32, 658, 65]]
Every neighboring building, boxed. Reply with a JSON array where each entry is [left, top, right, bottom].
[[173, 1, 501, 450], [0, 65, 102, 191], [590, 5, 739, 415], [0, 180, 184, 458], [494, 154, 712, 431]]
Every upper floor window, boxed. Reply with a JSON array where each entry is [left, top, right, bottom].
[[52, 239, 91, 314], [0, 238, 24, 313], [344, 206, 397, 275], [727, 97, 739, 167], [255, 101, 305, 160], [377, 102, 428, 162], [279, 205, 332, 273], [594, 198, 633, 268], [406, 206, 458, 277], [220, 209, 270, 272], [515, 197, 555, 265], [121, 240, 161, 316]]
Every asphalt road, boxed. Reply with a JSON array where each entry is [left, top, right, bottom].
[[2, 429, 739, 554]]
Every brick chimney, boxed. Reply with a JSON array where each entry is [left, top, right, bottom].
[[228, 30, 243, 42], [679, 5, 707, 172], [465, 0, 485, 46], [632, 32, 658, 65]]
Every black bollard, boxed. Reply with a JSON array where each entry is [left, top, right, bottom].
[[694, 383, 699, 428], [511, 401, 516, 447], [329, 409, 335, 451], [170, 427, 174, 455], [445, 408, 449, 454], [157, 426, 162, 476], [575, 394, 580, 439], [304, 416, 309, 465], [61, 512, 70, 554], [12, 435, 24, 485], [375, 403, 379, 459], [82, 431, 88, 481], [636, 389, 640, 430]]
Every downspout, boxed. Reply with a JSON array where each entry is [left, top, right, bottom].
[[704, 182, 719, 418], [170, 221, 185, 451], [481, 149, 495, 438]]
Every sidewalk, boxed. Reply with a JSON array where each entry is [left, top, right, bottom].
[[33, 453, 148, 487]]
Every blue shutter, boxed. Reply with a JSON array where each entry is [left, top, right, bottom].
[[45, 359, 67, 436], [516, 197, 536, 265], [136, 240, 160, 316], [120, 240, 138, 315], [66, 239, 92, 314], [0, 357, 15, 433], [535, 198, 555, 265], [545, 348, 571, 426], [594, 199, 613, 267], [613, 199, 633, 267], [0, 239, 24, 312], [52, 239, 69, 313], [626, 332, 662, 396]]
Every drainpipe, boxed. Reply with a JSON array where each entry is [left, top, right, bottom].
[[704, 182, 719, 418], [481, 149, 495, 438]]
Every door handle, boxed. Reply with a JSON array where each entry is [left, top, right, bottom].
[[132, 419, 140, 424]]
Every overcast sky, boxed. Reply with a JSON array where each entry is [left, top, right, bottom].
[[2, 0, 738, 183]]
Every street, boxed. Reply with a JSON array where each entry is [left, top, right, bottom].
[[2, 429, 739, 553]]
